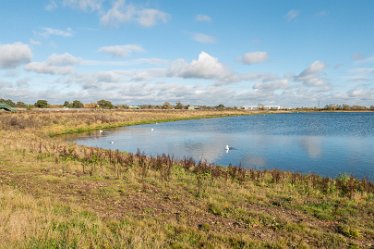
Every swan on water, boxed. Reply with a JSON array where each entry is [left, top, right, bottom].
[[225, 145, 230, 150], [110, 141, 114, 144], [99, 130, 103, 133], [151, 128, 154, 132]]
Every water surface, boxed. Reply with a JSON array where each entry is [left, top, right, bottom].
[[73, 112, 374, 179]]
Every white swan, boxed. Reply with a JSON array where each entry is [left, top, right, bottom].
[[225, 145, 230, 150], [99, 130, 103, 133]]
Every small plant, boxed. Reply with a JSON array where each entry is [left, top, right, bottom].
[[336, 224, 361, 238], [196, 172, 210, 198]]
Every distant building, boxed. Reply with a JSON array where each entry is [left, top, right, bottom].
[[242, 105, 282, 110]]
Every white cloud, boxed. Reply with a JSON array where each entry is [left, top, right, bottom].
[[299, 61, 325, 75], [100, 0, 169, 27], [25, 53, 81, 75], [286, 10, 299, 22], [47, 53, 82, 65], [195, 14, 212, 22], [0, 42, 32, 69], [63, 0, 102, 11], [137, 9, 169, 27], [169, 51, 234, 82], [295, 61, 327, 87], [242, 51, 268, 64], [346, 66, 374, 83], [98, 44, 144, 57], [45, 0, 58, 11], [82, 57, 168, 67], [38, 27, 73, 37], [29, 39, 41, 46], [253, 78, 288, 91], [348, 88, 374, 100], [25, 63, 73, 75], [192, 33, 215, 44]]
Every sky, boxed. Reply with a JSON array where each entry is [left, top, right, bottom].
[[0, 0, 373, 107]]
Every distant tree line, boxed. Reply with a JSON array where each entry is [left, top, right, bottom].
[[323, 104, 374, 111], [1, 98, 374, 111], [0, 98, 27, 108]]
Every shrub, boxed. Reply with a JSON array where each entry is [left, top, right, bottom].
[[72, 100, 84, 108], [97, 100, 113, 109], [34, 100, 49, 108]]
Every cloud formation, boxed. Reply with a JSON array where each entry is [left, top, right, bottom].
[[195, 14, 212, 22], [192, 33, 215, 44], [295, 60, 327, 87], [100, 0, 169, 27], [169, 51, 234, 82], [242, 51, 268, 64], [63, 0, 102, 11], [253, 78, 288, 91], [98, 44, 144, 57], [25, 53, 81, 75], [45, 0, 58, 11], [38, 27, 73, 37], [348, 88, 374, 100], [0, 42, 32, 69]]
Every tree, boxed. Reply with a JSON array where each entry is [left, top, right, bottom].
[[162, 102, 172, 109], [72, 100, 84, 108], [34, 100, 49, 108], [97, 99, 113, 109], [175, 101, 184, 109], [16, 101, 27, 108], [63, 101, 71, 107], [216, 104, 225, 110], [257, 104, 265, 110]]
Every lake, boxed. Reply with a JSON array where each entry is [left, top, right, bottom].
[[73, 112, 374, 179]]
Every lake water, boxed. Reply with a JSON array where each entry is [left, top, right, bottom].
[[74, 112, 374, 179]]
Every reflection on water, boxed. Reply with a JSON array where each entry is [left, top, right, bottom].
[[300, 136, 322, 159], [73, 113, 374, 179]]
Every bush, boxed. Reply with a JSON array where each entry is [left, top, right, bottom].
[[16, 101, 27, 108], [97, 100, 113, 109], [175, 101, 184, 109], [162, 102, 172, 109], [72, 100, 84, 108], [34, 100, 49, 108]]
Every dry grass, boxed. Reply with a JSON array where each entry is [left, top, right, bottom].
[[0, 110, 373, 248]]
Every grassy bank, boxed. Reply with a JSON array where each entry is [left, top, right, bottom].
[[0, 110, 373, 248]]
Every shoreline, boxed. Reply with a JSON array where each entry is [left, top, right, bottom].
[[59, 110, 373, 181], [48, 109, 373, 137]]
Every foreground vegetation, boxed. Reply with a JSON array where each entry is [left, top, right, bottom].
[[0, 110, 373, 248]]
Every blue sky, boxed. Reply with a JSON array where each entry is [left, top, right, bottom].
[[0, 0, 373, 106]]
